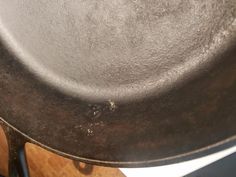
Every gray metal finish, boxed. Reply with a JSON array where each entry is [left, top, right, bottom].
[[0, 0, 236, 167], [0, 0, 235, 101]]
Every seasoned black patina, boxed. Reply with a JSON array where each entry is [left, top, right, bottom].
[[0, 0, 235, 169]]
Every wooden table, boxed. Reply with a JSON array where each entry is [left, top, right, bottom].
[[0, 127, 125, 177]]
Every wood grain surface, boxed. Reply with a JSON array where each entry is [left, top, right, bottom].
[[0, 127, 125, 177]]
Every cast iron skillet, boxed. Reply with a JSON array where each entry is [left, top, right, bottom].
[[0, 0, 236, 169]]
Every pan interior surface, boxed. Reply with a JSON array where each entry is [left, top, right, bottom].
[[0, 0, 236, 168], [0, 0, 235, 101]]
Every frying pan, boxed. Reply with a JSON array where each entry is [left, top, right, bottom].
[[0, 0, 236, 175]]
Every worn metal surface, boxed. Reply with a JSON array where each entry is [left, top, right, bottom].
[[0, 0, 236, 167]]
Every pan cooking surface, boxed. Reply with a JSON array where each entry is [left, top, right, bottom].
[[0, 0, 236, 167], [0, 0, 235, 101]]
